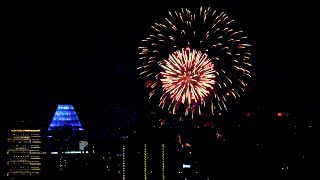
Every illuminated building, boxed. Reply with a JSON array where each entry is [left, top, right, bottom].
[[100, 130, 128, 180], [46, 104, 87, 151], [176, 137, 193, 179], [42, 104, 89, 177], [48, 104, 84, 131], [161, 144, 165, 180], [143, 144, 147, 180], [6, 129, 42, 178], [137, 126, 174, 180], [174, 129, 203, 179], [122, 144, 126, 180], [101, 129, 152, 180]]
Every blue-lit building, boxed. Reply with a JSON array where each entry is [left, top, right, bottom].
[[46, 104, 87, 151], [48, 105, 84, 131], [42, 104, 91, 177]]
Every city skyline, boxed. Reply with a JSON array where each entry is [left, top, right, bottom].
[[1, 104, 314, 179]]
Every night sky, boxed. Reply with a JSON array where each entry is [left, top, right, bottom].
[[0, 0, 318, 177]]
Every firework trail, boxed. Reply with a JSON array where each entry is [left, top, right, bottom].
[[138, 7, 252, 117]]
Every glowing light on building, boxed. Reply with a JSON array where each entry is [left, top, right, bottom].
[[6, 129, 42, 177], [277, 112, 283, 117], [144, 144, 147, 180], [48, 104, 84, 131], [183, 164, 191, 168], [122, 144, 126, 180], [59, 155, 67, 172], [161, 144, 165, 180]]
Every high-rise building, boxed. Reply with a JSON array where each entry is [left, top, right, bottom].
[[103, 129, 133, 180], [42, 104, 89, 177], [141, 143, 169, 180], [6, 129, 42, 178], [46, 104, 86, 152], [99, 128, 166, 180]]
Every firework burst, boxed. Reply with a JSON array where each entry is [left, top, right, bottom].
[[160, 47, 216, 116], [138, 7, 252, 117]]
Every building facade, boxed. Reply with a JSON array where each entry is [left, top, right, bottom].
[[6, 129, 42, 178], [42, 104, 90, 178]]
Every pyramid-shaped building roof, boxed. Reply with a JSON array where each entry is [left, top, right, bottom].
[[48, 104, 84, 131]]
